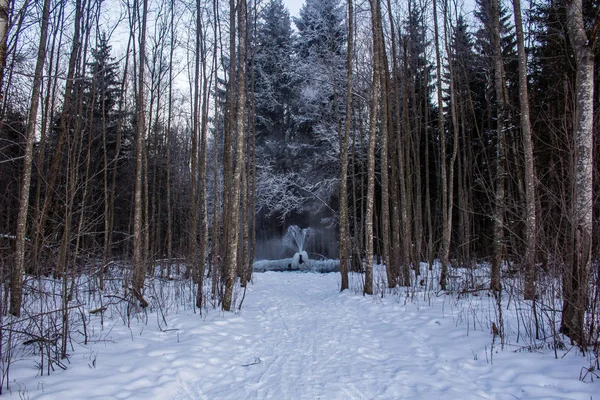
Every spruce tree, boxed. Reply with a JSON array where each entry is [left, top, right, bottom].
[[254, 0, 295, 144]]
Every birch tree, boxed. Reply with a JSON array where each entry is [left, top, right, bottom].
[[133, 0, 149, 299], [10, 0, 51, 316], [512, 0, 537, 300], [490, 0, 508, 294], [560, 0, 597, 347], [364, 0, 382, 295], [0, 0, 9, 104]]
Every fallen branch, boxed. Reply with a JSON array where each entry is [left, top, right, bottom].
[[89, 306, 107, 315], [241, 357, 261, 367]]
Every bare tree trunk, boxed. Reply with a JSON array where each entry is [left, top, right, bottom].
[[223, 0, 247, 311], [512, 0, 537, 300], [364, 0, 382, 296], [442, 0, 460, 289], [246, 0, 258, 285], [188, 0, 202, 284], [339, 0, 354, 291], [560, 0, 596, 347], [143, 97, 150, 278], [221, 0, 237, 284], [197, 12, 210, 307], [10, 0, 51, 316], [211, 0, 221, 303], [399, 43, 412, 287], [412, 78, 423, 273], [133, 0, 149, 297], [457, 102, 472, 267], [376, 1, 390, 282], [490, 0, 507, 294], [351, 107, 363, 273], [165, 0, 175, 278], [385, 0, 401, 286], [240, 1, 254, 285], [433, 0, 449, 289], [147, 21, 167, 276], [0, 0, 10, 106]]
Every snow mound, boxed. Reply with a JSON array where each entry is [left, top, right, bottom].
[[253, 256, 339, 273]]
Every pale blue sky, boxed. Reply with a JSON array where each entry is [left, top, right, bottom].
[[282, 0, 303, 17]]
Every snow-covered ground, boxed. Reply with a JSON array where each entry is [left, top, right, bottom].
[[4, 270, 598, 399]]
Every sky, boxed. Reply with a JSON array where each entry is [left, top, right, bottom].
[[283, 0, 303, 17]]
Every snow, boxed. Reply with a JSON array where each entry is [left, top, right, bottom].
[[5, 269, 598, 399], [254, 253, 339, 272]]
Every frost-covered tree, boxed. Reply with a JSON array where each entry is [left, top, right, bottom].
[[255, 0, 347, 227], [293, 0, 346, 137], [254, 0, 296, 144]]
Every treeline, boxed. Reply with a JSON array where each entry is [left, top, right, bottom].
[[0, 0, 598, 352], [252, 0, 599, 348], [0, 0, 255, 321]]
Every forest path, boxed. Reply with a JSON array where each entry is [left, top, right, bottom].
[[168, 272, 493, 399], [16, 271, 594, 399]]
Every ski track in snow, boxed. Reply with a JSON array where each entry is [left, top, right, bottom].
[[6, 271, 598, 399]]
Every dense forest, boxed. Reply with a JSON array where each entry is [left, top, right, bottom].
[[0, 0, 599, 384]]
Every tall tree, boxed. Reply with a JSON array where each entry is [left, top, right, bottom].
[[376, 0, 390, 286], [442, 0, 461, 290], [294, 0, 346, 143], [339, 0, 353, 291], [0, 0, 9, 105], [10, 0, 51, 316], [560, 0, 597, 347], [364, 0, 382, 295], [133, 0, 149, 297], [512, 0, 537, 300], [223, 0, 248, 311], [255, 0, 346, 239], [490, 0, 508, 293], [165, 0, 176, 278], [254, 0, 295, 143], [433, 0, 449, 289]]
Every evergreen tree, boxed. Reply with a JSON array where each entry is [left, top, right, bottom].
[[84, 33, 127, 167], [255, 0, 348, 236], [293, 0, 346, 137], [473, 0, 517, 129], [0, 108, 26, 238], [295, 0, 346, 59], [82, 35, 134, 248], [254, 0, 296, 144]]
